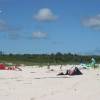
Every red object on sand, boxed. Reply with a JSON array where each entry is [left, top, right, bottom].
[[0, 64, 21, 71], [0, 64, 6, 70]]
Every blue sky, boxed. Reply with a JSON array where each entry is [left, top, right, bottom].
[[0, 0, 100, 54]]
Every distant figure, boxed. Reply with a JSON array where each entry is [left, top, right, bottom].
[[15, 64, 22, 71], [60, 64, 62, 71], [91, 58, 96, 68], [80, 58, 84, 65], [47, 63, 50, 70]]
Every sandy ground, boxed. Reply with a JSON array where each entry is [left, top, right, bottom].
[[0, 65, 100, 100]]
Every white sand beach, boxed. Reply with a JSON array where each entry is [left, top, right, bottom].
[[0, 65, 100, 100]]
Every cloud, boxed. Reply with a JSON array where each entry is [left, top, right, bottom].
[[0, 19, 21, 39], [0, 0, 15, 2], [82, 14, 100, 30], [84, 49, 100, 55], [0, 19, 48, 40], [0, 9, 3, 14], [32, 31, 47, 39], [0, 19, 20, 32], [91, 48, 100, 55], [34, 8, 58, 22], [0, 19, 10, 31]]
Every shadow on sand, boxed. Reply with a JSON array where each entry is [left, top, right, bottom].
[[34, 76, 71, 79]]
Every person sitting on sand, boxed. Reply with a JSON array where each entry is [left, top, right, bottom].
[[65, 67, 82, 75], [57, 67, 82, 76], [7, 64, 22, 71], [14, 64, 22, 71]]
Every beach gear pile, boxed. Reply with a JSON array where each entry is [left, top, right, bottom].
[[57, 67, 82, 76], [80, 58, 96, 69], [0, 63, 22, 71]]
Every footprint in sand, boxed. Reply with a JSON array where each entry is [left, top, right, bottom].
[[30, 97, 35, 100]]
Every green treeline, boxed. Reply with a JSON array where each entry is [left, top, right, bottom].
[[0, 52, 100, 65]]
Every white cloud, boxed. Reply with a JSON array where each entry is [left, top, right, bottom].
[[0, 0, 15, 2], [0, 9, 3, 14], [34, 8, 58, 22], [0, 19, 19, 32], [84, 48, 100, 55], [0, 19, 9, 31], [0, 19, 21, 39], [32, 31, 47, 38], [82, 14, 100, 29], [0, 19, 47, 40]]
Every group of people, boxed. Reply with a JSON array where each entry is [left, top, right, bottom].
[[57, 57, 96, 76]]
